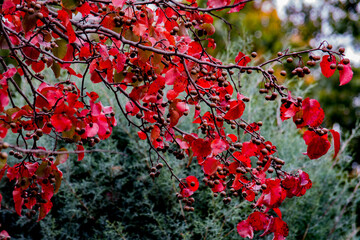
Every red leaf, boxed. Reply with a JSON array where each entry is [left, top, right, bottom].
[[76, 2, 91, 17], [186, 176, 199, 192], [207, 0, 231, 8], [302, 98, 324, 127], [137, 131, 147, 140], [223, 101, 245, 120], [38, 200, 53, 221], [211, 138, 228, 155], [116, 53, 126, 73], [112, 0, 127, 8], [320, 55, 336, 78], [192, 138, 212, 158], [13, 188, 24, 216], [339, 60, 353, 86], [244, 122, 259, 134], [76, 145, 85, 161], [307, 135, 331, 160], [31, 61, 45, 73], [235, 52, 251, 66], [228, 0, 246, 13], [248, 212, 270, 231], [237, 220, 254, 239], [203, 157, 220, 175], [330, 129, 340, 159], [280, 102, 300, 121]]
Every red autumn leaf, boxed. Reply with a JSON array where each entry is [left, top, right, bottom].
[[186, 175, 199, 192], [307, 135, 331, 160], [85, 123, 99, 137], [235, 52, 251, 66], [339, 60, 353, 86], [0, 230, 10, 239], [3, 67, 17, 79], [280, 102, 300, 121], [112, 0, 127, 8], [76, 145, 85, 161], [76, 2, 91, 17], [237, 220, 254, 239], [0, 89, 9, 112], [203, 157, 220, 175], [38, 200, 53, 221], [13, 187, 24, 216], [330, 129, 340, 159], [207, 0, 231, 8], [211, 138, 228, 155], [223, 100, 245, 120], [228, 0, 246, 13], [31, 61, 45, 73], [192, 138, 212, 158], [86, 92, 99, 102], [302, 98, 324, 127], [80, 45, 91, 58], [241, 141, 258, 158], [320, 55, 336, 78], [137, 130, 147, 140], [116, 53, 127, 73], [244, 122, 259, 134], [248, 212, 270, 231], [227, 134, 237, 142]]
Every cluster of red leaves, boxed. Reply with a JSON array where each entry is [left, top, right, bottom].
[[3, 160, 62, 221], [280, 93, 340, 160]]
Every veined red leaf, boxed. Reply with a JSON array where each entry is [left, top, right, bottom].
[[137, 130, 147, 140], [223, 101, 245, 120], [330, 129, 340, 159], [211, 138, 228, 155], [192, 138, 212, 158], [320, 55, 336, 78], [237, 220, 254, 239], [207, 0, 231, 8], [235, 52, 251, 66], [228, 0, 246, 13], [339, 60, 353, 86], [76, 145, 85, 161], [112, 0, 126, 8], [38, 200, 53, 221], [203, 158, 220, 175], [307, 135, 331, 160]]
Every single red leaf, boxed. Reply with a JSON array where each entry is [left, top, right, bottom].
[[207, 0, 231, 9], [186, 176, 199, 192], [38, 200, 53, 221], [330, 129, 340, 159], [302, 98, 324, 127], [237, 220, 254, 239], [76, 145, 85, 161], [307, 135, 331, 160], [211, 138, 228, 155], [137, 131, 147, 140], [203, 158, 220, 175], [223, 101, 245, 120], [235, 52, 251, 66], [339, 61, 353, 86], [248, 212, 270, 231], [228, 0, 246, 13], [192, 138, 212, 158], [320, 55, 336, 78], [31, 61, 45, 73]]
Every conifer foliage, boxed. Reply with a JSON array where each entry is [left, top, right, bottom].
[[0, 0, 353, 238]]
